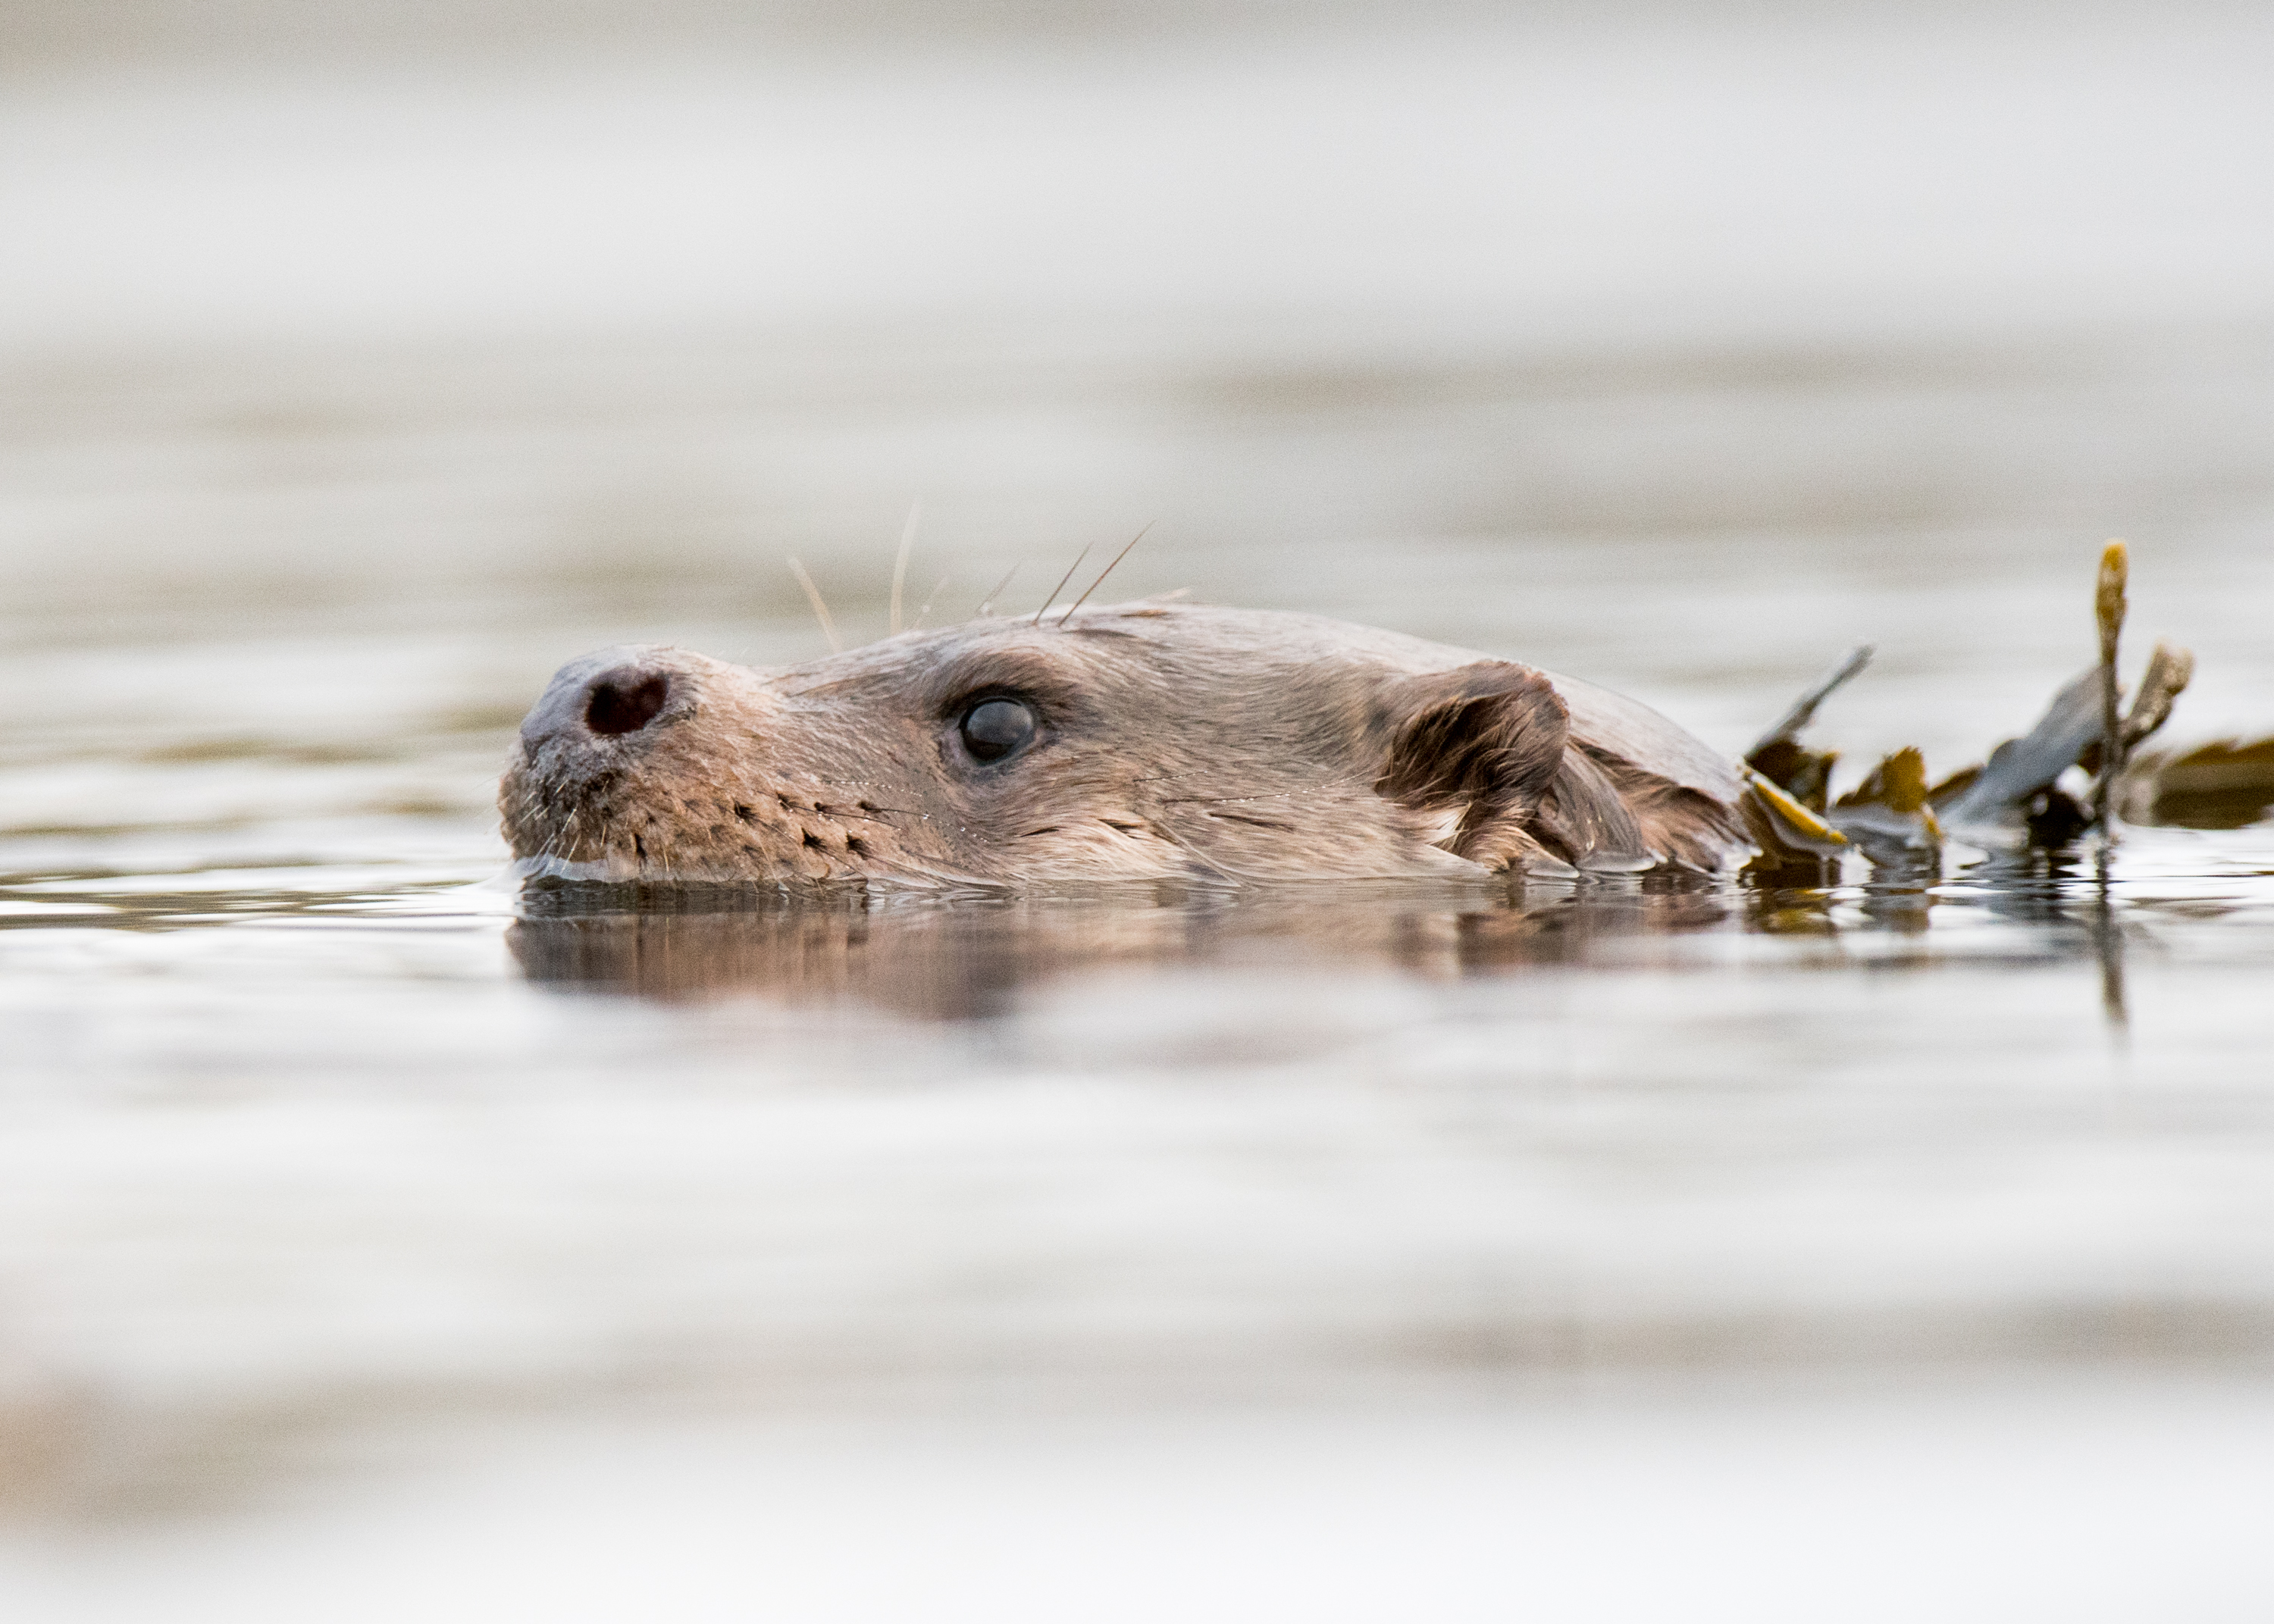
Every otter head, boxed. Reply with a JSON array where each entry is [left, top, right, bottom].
[[499, 601, 1745, 886]]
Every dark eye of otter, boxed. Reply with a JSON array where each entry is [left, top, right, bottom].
[[959, 697, 1038, 763]]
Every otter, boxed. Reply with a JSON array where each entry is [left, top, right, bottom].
[[501, 600, 1749, 887]]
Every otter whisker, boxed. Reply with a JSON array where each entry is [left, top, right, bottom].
[[1032, 543, 1093, 627], [910, 569, 955, 631], [1057, 522, 1152, 627], [1155, 789, 1321, 806], [547, 802, 587, 867], [975, 563, 1021, 618], [1125, 771, 1316, 794], [785, 557, 844, 654], [1139, 810, 1251, 887], [889, 500, 922, 635]]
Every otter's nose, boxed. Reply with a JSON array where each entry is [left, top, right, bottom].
[[582, 668, 672, 737], [518, 645, 696, 756]]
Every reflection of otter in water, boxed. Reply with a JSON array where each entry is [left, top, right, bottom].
[[508, 881, 1732, 1017], [500, 602, 1746, 887]]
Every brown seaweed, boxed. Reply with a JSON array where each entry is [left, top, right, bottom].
[[1743, 546, 2241, 870], [2091, 540, 2128, 833], [1745, 645, 1871, 812], [1831, 746, 1943, 851], [2119, 738, 2274, 831]]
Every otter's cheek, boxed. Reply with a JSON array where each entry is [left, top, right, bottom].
[[963, 817, 1187, 883], [1145, 788, 1488, 883]]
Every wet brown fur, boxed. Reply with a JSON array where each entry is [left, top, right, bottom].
[[500, 600, 1748, 886]]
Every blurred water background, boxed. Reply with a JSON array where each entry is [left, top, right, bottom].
[[5, 2, 2274, 1618]]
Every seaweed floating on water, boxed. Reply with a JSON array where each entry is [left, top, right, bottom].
[[1745, 643, 1871, 813], [1739, 646, 1868, 875], [2119, 738, 2274, 831], [1834, 745, 1940, 848], [1741, 541, 2269, 871]]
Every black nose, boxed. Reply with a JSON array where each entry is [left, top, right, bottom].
[[584, 670, 672, 737]]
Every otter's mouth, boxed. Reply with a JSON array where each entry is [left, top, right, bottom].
[[506, 849, 639, 884], [499, 759, 664, 884]]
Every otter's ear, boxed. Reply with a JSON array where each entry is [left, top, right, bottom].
[[1373, 662, 1654, 873]]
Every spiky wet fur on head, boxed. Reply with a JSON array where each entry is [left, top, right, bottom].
[[500, 601, 1746, 886]]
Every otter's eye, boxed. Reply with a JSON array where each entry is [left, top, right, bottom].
[[960, 698, 1038, 763]]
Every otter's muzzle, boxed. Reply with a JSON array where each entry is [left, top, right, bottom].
[[503, 643, 800, 882]]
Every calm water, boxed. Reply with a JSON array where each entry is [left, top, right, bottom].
[[5, 319, 2274, 1609], [7, 10, 2274, 1618]]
